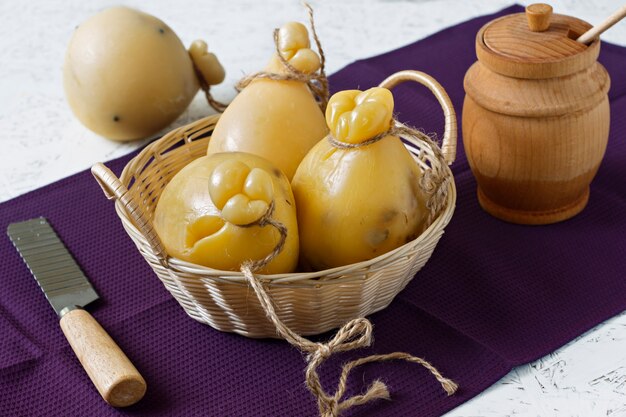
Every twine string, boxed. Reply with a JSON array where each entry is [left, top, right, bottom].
[[235, 2, 329, 111], [192, 62, 229, 113], [239, 197, 457, 416], [304, 1, 329, 110], [238, 201, 288, 273]]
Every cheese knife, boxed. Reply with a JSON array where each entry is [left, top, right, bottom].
[[7, 217, 146, 407]]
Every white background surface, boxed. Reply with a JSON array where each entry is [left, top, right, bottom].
[[1, 1, 625, 415]]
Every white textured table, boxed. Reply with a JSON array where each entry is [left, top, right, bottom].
[[1, 1, 624, 415]]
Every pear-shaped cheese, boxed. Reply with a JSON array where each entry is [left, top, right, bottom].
[[291, 87, 428, 270], [207, 22, 328, 180], [154, 152, 299, 274]]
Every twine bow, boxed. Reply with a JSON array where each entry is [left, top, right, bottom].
[[235, 2, 329, 111], [242, 262, 458, 416], [239, 197, 458, 416]]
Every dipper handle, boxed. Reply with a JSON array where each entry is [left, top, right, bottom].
[[577, 4, 626, 44], [526, 3, 553, 32]]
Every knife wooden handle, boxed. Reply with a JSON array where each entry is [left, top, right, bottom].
[[60, 308, 147, 407]]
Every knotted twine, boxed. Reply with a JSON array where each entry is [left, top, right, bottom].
[[235, 2, 330, 112], [238, 125, 457, 417]]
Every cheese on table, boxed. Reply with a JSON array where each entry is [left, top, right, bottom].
[[63, 7, 224, 141]]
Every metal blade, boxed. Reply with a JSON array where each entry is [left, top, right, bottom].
[[7, 217, 99, 316]]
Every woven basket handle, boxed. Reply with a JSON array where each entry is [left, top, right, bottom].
[[378, 70, 457, 165], [91, 163, 169, 265]]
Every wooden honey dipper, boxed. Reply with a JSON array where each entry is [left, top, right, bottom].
[[577, 4, 626, 44]]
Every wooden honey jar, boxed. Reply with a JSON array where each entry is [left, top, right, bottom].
[[462, 3, 610, 224]]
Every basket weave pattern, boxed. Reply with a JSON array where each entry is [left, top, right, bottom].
[[93, 70, 457, 338]]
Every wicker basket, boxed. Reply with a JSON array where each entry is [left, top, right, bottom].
[[92, 70, 457, 338]]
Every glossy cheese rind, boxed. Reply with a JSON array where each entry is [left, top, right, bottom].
[[207, 21, 327, 180], [63, 7, 200, 141], [153, 152, 299, 274], [207, 79, 327, 180], [291, 136, 427, 270]]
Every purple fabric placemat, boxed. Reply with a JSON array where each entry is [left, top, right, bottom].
[[2, 5, 625, 416]]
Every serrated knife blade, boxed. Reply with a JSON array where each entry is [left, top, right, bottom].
[[7, 217, 99, 316], [7, 217, 146, 407]]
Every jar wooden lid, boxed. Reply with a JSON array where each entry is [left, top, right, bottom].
[[476, 4, 599, 78]]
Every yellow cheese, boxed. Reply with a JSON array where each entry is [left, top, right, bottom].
[[154, 152, 299, 274], [291, 87, 428, 270], [63, 7, 224, 141], [207, 22, 328, 180]]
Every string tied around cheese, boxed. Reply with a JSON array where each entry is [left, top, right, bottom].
[[237, 201, 288, 272], [189, 43, 229, 113], [239, 194, 458, 417], [328, 121, 452, 227], [235, 2, 330, 112], [193, 67, 229, 113]]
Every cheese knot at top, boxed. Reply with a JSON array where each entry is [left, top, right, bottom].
[[209, 160, 274, 226], [188, 40, 226, 86], [208, 160, 274, 226], [268, 22, 321, 75], [325, 88, 394, 145]]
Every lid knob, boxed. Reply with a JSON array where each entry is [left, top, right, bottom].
[[526, 3, 553, 32]]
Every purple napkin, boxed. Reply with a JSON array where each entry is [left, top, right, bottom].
[[2, 5, 625, 416]]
